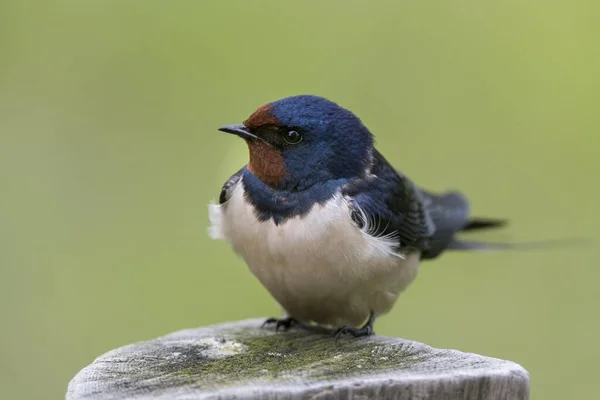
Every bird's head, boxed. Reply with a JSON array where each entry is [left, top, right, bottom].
[[218, 95, 374, 191]]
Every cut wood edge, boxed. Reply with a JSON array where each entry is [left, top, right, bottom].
[[67, 318, 530, 400]]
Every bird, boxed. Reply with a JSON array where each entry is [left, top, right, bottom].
[[208, 95, 506, 340]]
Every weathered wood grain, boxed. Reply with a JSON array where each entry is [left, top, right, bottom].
[[67, 318, 529, 400]]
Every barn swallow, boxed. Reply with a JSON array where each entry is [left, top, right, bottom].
[[208, 95, 506, 339]]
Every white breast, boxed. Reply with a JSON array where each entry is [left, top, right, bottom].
[[208, 180, 420, 327]]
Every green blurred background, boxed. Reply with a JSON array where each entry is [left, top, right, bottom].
[[1, 1, 598, 399]]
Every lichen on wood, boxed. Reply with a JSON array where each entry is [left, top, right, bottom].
[[67, 318, 530, 400]]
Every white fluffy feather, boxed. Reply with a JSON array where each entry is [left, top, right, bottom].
[[209, 179, 420, 327]]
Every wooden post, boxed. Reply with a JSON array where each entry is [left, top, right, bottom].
[[66, 318, 529, 400]]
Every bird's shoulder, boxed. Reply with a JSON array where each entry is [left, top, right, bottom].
[[219, 167, 245, 204]]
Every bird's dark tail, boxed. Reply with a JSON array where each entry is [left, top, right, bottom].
[[461, 218, 507, 232], [452, 218, 592, 252], [448, 237, 593, 252], [421, 216, 509, 260]]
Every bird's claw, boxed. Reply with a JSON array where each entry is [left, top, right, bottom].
[[262, 317, 298, 332], [333, 324, 374, 343], [333, 311, 376, 344]]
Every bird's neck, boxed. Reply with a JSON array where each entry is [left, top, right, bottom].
[[241, 169, 349, 225]]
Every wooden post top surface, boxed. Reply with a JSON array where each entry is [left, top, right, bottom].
[[67, 318, 529, 400]]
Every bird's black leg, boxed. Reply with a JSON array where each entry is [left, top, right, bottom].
[[333, 312, 376, 343], [262, 317, 298, 332], [262, 317, 335, 335]]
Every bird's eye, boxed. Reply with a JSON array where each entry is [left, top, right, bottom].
[[284, 130, 302, 144]]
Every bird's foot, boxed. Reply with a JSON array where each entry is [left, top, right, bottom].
[[262, 317, 298, 332], [333, 312, 376, 343], [333, 324, 373, 342]]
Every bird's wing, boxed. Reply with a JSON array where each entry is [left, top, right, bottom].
[[219, 167, 245, 204], [344, 149, 496, 259], [342, 150, 436, 253]]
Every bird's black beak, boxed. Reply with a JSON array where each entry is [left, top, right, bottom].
[[218, 123, 273, 146], [218, 124, 253, 139]]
